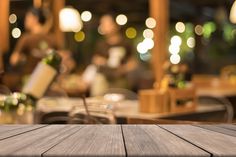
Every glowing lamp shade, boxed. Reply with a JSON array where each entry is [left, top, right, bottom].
[[230, 0, 236, 24], [59, 7, 83, 32]]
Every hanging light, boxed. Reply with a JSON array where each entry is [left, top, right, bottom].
[[59, 7, 83, 32], [230, 0, 236, 24]]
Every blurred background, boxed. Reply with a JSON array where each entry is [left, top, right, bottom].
[[0, 0, 236, 124], [2, 0, 235, 74]]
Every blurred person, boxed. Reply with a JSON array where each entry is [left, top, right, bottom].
[[82, 14, 138, 96], [10, 7, 59, 75]]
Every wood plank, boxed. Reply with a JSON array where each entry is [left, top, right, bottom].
[[0, 125, 81, 156], [196, 125, 236, 137], [44, 125, 125, 157], [122, 125, 210, 157], [161, 125, 236, 156], [218, 124, 236, 131], [0, 125, 46, 140]]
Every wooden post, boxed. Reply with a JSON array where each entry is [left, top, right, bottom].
[[0, 0, 10, 53], [149, 0, 169, 89], [52, 0, 65, 49], [33, 0, 42, 8]]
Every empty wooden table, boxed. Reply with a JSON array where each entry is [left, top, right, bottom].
[[0, 124, 236, 156]]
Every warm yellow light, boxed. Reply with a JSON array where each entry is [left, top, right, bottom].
[[187, 37, 195, 48], [74, 31, 85, 42], [59, 7, 83, 32], [171, 35, 182, 46], [230, 0, 236, 23], [81, 11, 92, 22], [175, 22, 185, 33], [145, 17, 156, 29], [125, 27, 137, 39], [143, 29, 154, 39], [116, 14, 127, 25], [170, 54, 181, 64], [195, 25, 203, 36], [12, 28, 21, 38], [9, 14, 17, 24]]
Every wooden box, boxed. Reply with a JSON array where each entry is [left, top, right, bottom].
[[139, 89, 169, 113], [168, 87, 197, 113]]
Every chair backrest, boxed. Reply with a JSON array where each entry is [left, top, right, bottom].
[[40, 111, 69, 124], [103, 88, 138, 100], [198, 96, 234, 123], [127, 118, 218, 124]]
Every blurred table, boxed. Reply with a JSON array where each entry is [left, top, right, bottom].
[[35, 97, 225, 123], [193, 75, 236, 97], [196, 86, 236, 97], [0, 124, 236, 156]]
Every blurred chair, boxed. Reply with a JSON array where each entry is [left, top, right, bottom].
[[103, 88, 138, 100], [36, 85, 70, 124], [40, 111, 69, 124], [127, 118, 217, 124], [68, 96, 116, 124], [198, 95, 234, 123]]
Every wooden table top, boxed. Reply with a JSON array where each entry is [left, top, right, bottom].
[[36, 98, 225, 119], [0, 124, 236, 156]]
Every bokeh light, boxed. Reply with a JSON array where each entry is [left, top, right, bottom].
[[187, 37, 195, 48], [170, 54, 181, 64], [169, 44, 180, 54], [81, 11, 92, 22], [143, 38, 154, 50], [98, 25, 105, 35], [140, 52, 151, 61], [12, 28, 21, 38], [171, 35, 182, 46], [145, 17, 156, 29], [195, 25, 203, 36], [59, 7, 83, 32], [74, 31, 85, 42], [175, 22, 185, 33], [143, 29, 154, 39], [137, 42, 147, 54], [116, 14, 127, 25], [9, 14, 17, 24], [125, 27, 137, 39]]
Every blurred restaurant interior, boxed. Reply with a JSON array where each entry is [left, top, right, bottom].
[[0, 0, 236, 124]]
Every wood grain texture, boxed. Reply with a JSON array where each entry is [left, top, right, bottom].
[[122, 125, 210, 157], [196, 125, 236, 137], [161, 125, 236, 157], [0, 125, 45, 140], [217, 124, 236, 131], [44, 125, 125, 157], [0, 125, 81, 157]]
